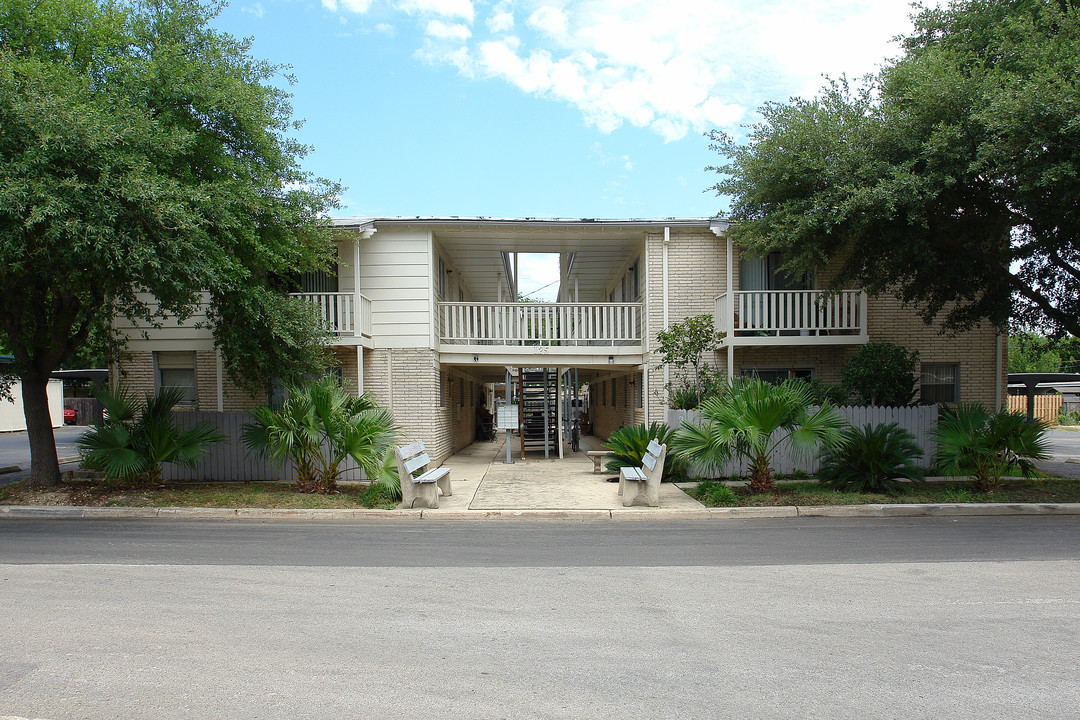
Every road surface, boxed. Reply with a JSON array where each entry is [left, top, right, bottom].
[[2, 517, 1079, 719]]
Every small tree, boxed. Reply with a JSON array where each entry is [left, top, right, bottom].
[[671, 377, 847, 493], [934, 404, 1049, 492], [655, 314, 722, 406], [242, 378, 397, 494], [841, 343, 919, 406], [77, 387, 224, 485]]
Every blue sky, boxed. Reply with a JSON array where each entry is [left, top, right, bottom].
[[213, 0, 922, 223]]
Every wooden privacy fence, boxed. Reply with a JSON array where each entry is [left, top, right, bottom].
[[162, 411, 368, 483], [667, 404, 940, 477], [1007, 394, 1062, 423]]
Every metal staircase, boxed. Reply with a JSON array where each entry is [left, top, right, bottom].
[[520, 368, 559, 457]]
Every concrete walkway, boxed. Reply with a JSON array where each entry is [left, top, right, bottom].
[[427, 435, 705, 512]]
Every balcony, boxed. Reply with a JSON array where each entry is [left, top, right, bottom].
[[291, 292, 372, 339], [715, 290, 868, 346], [437, 301, 644, 364]]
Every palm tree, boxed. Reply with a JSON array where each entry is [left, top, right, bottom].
[[242, 377, 397, 493], [671, 377, 846, 493], [78, 387, 224, 484], [934, 404, 1049, 491], [602, 422, 684, 479], [818, 423, 925, 493]]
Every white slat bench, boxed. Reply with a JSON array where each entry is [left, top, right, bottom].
[[618, 438, 666, 507], [396, 440, 452, 509]]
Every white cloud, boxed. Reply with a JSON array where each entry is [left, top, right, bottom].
[[374, 23, 397, 35], [396, 0, 475, 22], [426, 19, 471, 41], [488, 2, 515, 32], [527, 6, 569, 39], [323, 0, 375, 12], [241, 3, 264, 18], [327, 0, 920, 142]]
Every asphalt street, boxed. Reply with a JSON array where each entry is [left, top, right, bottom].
[[0, 427, 87, 477], [2, 517, 1079, 719]]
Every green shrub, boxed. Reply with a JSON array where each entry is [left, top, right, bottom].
[[671, 378, 846, 493], [1058, 409, 1080, 426], [243, 377, 397, 494], [934, 404, 1049, 491], [78, 386, 224, 485], [841, 342, 919, 406], [602, 422, 684, 480], [818, 423, 925, 493], [667, 384, 701, 410], [798, 377, 851, 406], [694, 480, 738, 506]]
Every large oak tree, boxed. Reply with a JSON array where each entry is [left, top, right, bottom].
[[0, 0, 340, 486], [710, 0, 1080, 339]]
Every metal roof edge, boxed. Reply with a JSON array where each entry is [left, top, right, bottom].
[[329, 216, 729, 230]]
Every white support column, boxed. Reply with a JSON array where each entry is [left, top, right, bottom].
[[726, 234, 734, 385], [995, 332, 1004, 411], [215, 349, 224, 412], [642, 363, 650, 426], [557, 370, 564, 459], [356, 346, 364, 395], [663, 227, 670, 396]]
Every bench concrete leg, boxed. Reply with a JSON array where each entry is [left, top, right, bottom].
[[401, 479, 440, 509], [437, 473, 452, 497], [622, 478, 660, 507]]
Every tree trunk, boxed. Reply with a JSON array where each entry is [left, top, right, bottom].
[[22, 371, 61, 488]]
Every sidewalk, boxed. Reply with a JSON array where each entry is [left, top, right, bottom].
[[429, 435, 704, 513], [3, 435, 1080, 520]]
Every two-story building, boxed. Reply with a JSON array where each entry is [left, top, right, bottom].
[[115, 217, 1006, 465]]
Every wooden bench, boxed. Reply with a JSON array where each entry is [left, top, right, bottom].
[[618, 439, 666, 507], [586, 450, 608, 474], [396, 440, 452, 509]]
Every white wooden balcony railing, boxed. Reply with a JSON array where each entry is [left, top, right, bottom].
[[439, 302, 643, 346], [290, 292, 372, 337], [715, 289, 867, 344]]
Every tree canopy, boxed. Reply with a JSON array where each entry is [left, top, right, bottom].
[[0, 0, 340, 484], [710, 0, 1080, 338]]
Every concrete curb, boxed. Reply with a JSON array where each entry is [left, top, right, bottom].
[[0, 456, 81, 475], [2, 502, 1079, 520]]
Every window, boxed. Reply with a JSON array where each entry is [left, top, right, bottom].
[[155, 351, 196, 407], [600, 381, 606, 407], [459, 377, 465, 407], [921, 363, 960, 403], [438, 256, 446, 298], [740, 368, 813, 384], [439, 372, 446, 408], [636, 372, 644, 409], [611, 379, 617, 407]]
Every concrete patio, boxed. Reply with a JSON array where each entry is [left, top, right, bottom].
[[426, 434, 705, 512]]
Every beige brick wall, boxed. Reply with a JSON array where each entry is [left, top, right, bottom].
[[360, 348, 483, 464], [645, 227, 728, 424], [589, 372, 644, 440], [116, 351, 155, 397], [865, 295, 1003, 408], [646, 230, 1003, 410]]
